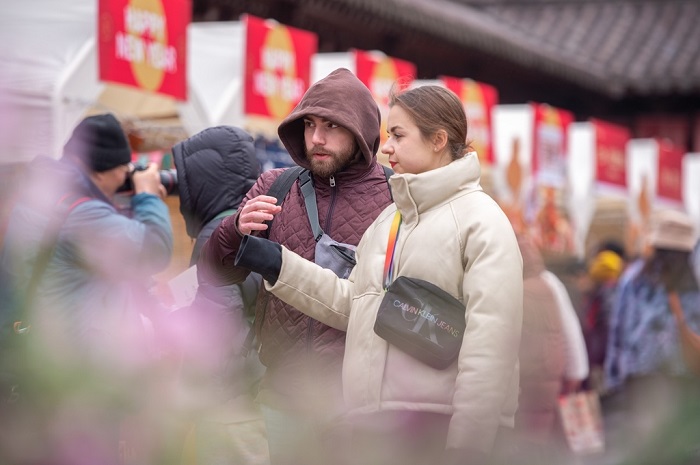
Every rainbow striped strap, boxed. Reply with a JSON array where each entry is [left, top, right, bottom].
[[383, 211, 402, 289]]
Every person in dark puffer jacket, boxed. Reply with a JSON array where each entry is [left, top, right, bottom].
[[171, 126, 269, 465], [197, 68, 393, 465]]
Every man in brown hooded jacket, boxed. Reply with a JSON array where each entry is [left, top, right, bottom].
[[198, 68, 393, 465]]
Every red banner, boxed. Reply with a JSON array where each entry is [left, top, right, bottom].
[[244, 15, 317, 119], [592, 119, 630, 188], [98, 0, 190, 100], [354, 50, 415, 99], [531, 103, 574, 187], [441, 76, 498, 165], [657, 139, 683, 202], [354, 50, 415, 146]]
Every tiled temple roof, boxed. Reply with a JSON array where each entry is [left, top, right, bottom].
[[322, 0, 700, 97]]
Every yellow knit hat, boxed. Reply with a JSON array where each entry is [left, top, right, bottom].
[[588, 250, 623, 283]]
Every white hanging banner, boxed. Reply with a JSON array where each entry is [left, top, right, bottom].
[[684, 153, 700, 230]]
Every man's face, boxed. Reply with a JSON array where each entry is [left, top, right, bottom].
[[94, 163, 130, 199], [303, 115, 357, 177]]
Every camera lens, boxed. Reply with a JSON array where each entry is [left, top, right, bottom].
[[159, 169, 178, 195], [117, 165, 178, 195]]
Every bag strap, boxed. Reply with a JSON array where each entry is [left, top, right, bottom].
[[383, 211, 402, 289], [264, 164, 392, 237], [299, 170, 324, 242], [13, 193, 91, 335], [263, 166, 305, 235], [241, 167, 304, 356], [299, 165, 393, 243]]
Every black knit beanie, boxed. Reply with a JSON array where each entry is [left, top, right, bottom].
[[63, 114, 132, 172]]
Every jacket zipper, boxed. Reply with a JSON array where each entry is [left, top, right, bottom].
[[325, 175, 337, 235]]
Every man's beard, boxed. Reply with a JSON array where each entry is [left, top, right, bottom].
[[305, 144, 357, 178]]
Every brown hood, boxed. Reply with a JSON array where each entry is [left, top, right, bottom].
[[277, 68, 381, 169]]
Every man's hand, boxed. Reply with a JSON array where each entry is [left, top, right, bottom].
[[237, 195, 282, 235], [132, 163, 166, 199]]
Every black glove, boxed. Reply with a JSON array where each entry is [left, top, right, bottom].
[[235, 235, 282, 285]]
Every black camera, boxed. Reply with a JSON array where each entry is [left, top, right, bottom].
[[118, 162, 178, 195]]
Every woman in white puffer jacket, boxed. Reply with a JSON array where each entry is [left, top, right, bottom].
[[235, 85, 523, 465]]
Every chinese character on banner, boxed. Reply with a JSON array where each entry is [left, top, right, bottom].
[[657, 139, 684, 204], [592, 119, 630, 189], [244, 14, 317, 120], [98, 0, 190, 100], [354, 50, 416, 147], [441, 76, 498, 165]]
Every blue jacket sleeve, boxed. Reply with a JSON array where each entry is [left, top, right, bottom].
[[64, 194, 173, 279], [130, 193, 174, 271]]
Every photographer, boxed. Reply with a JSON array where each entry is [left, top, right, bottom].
[[0, 113, 174, 465]]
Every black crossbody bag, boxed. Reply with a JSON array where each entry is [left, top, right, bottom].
[[373, 212, 466, 369]]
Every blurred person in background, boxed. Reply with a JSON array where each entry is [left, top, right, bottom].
[[197, 68, 393, 465], [0, 113, 173, 465], [545, 257, 589, 323], [540, 262, 589, 395], [604, 209, 700, 464], [582, 245, 625, 393], [513, 234, 567, 463], [234, 84, 523, 465], [170, 125, 269, 465]]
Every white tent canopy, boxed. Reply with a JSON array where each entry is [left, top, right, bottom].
[[0, 2, 253, 165], [177, 21, 245, 137], [0, 0, 103, 164]]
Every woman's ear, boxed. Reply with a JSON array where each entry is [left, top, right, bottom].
[[432, 130, 448, 152]]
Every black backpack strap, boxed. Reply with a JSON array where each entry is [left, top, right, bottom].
[[298, 170, 324, 242], [241, 166, 303, 356], [263, 166, 305, 234], [382, 165, 394, 201]]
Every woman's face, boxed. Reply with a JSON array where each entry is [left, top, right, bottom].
[[381, 105, 443, 175]]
